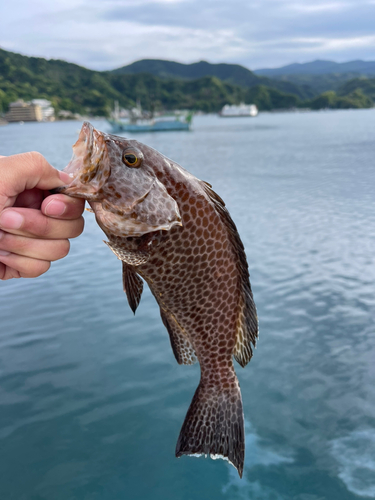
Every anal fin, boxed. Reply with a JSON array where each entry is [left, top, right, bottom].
[[123, 262, 143, 314], [160, 310, 197, 365]]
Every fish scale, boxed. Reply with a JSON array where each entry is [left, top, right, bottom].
[[56, 122, 258, 478]]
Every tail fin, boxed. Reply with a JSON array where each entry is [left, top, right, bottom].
[[175, 379, 245, 477]]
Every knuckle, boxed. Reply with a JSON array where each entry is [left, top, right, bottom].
[[24, 151, 50, 178], [29, 151, 44, 161], [26, 151, 45, 169], [39, 216, 52, 238], [10, 234, 29, 253]]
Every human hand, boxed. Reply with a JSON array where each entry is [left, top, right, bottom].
[[0, 152, 85, 280]]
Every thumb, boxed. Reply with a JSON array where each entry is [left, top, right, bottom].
[[0, 151, 70, 198]]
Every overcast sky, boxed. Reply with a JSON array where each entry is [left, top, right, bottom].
[[1, 0, 375, 71]]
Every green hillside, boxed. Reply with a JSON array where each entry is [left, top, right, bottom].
[[303, 89, 373, 110], [255, 60, 375, 95], [300, 78, 375, 110], [337, 77, 375, 101], [0, 48, 132, 115], [258, 72, 366, 95], [0, 48, 307, 115], [0, 48, 373, 116], [112, 59, 314, 100]]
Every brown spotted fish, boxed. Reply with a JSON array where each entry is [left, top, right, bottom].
[[57, 122, 258, 477]]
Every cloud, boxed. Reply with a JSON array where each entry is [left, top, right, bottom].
[[286, 1, 352, 13], [0, 0, 374, 70]]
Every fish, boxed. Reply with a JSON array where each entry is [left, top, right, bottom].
[[56, 121, 258, 477]]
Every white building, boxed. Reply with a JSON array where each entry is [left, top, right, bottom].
[[5, 100, 43, 122], [31, 99, 55, 121], [220, 103, 258, 117]]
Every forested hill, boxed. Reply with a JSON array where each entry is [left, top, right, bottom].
[[0, 48, 374, 116], [112, 59, 314, 100], [254, 59, 375, 94], [0, 48, 309, 114]]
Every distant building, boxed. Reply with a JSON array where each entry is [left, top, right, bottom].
[[31, 99, 55, 121], [220, 103, 258, 117], [5, 100, 43, 122], [58, 110, 82, 120]]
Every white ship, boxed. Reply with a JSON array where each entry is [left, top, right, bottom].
[[220, 103, 258, 117]]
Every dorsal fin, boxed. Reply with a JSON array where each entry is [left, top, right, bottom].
[[200, 181, 258, 367], [122, 262, 144, 314], [160, 309, 197, 365]]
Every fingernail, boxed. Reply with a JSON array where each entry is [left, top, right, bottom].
[[58, 171, 73, 183], [0, 210, 24, 229], [0, 250, 10, 256], [45, 200, 66, 216]]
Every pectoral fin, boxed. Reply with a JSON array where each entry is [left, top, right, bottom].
[[122, 263, 144, 314], [104, 240, 149, 266]]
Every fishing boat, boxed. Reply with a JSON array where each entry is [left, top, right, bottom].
[[108, 114, 192, 133], [108, 102, 192, 133], [220, 103, 258, 117]]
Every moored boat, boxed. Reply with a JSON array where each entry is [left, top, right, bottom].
[[108, 114, 192, 133], [107, 101, 193, 133]]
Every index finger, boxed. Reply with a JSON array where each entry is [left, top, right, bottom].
[[0, 152, 71, 212]]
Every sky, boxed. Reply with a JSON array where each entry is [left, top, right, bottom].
[[1, 0, 375, 71]]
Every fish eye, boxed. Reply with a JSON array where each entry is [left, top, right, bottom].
[[122, 148, 143, 168]]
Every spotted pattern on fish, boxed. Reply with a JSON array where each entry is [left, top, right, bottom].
[[58, 122, 258, 478]]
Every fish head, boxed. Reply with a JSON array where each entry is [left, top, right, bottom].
[[59, 122, 182, 237]]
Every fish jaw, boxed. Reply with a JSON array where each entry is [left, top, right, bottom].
[[57, 122, 182, 238], [58, 121, 111, 201]]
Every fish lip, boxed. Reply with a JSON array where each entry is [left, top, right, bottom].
[[57, 122, 110, 200], [81, 121, 94, 146], [63, 121, 95, 178]]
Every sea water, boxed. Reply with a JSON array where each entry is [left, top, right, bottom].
[[0, 110, 374, 500]]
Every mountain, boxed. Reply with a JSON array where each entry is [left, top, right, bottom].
[[112, 59, 260, 84], [254, 59, 375, 76], [0, 48, 303, 115], [0, 47, 130, 116], [111, 59, 315, 100], [0, 48, 373, 116], [253, 60, 375, 95]]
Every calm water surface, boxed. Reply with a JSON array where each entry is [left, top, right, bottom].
[[0, 110, 375, 500]]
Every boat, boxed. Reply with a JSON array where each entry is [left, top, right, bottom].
[[108, 102, 193, 133], [108, 114, 192, 133], [220, 103, 258, 117]]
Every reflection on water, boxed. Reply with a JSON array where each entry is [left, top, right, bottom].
[[223, 421, 293, 499], [331, 430, 375, 498], [0, 110, 375, 499]]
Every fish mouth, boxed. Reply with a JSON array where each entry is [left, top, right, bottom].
[[52, 122, 110, 199], [64, 121, 96, 177]]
